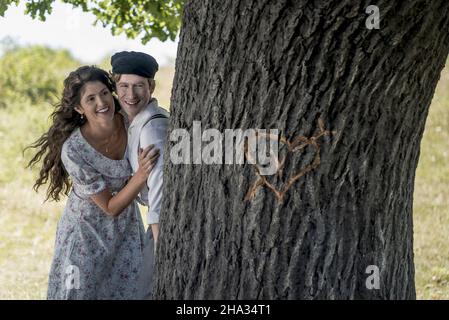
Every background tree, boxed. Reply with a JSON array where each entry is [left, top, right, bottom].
[[0, 0, 184, 42], [3, 0, 449, 299], [0, 44, 79, 107]]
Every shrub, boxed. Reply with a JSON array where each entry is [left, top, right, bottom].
[[0, 45, 80, 107]]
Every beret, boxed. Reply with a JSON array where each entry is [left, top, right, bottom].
[[111, 51, 159, 78]]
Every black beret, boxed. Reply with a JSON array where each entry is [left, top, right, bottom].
[[111, 51, 159, 78]]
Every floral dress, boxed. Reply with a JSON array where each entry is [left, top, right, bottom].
[[47, 127, 147, 299]]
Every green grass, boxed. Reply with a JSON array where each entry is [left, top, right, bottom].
[[0, 65, 447, 299], [413, 65, 449, 300]]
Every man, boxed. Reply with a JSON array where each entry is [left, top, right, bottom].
[[111, 51, 169, 297]]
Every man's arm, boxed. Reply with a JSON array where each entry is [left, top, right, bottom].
[[140, 116, 169, 244]]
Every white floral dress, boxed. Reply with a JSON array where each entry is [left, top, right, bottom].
[[47, 127, 147, 299]]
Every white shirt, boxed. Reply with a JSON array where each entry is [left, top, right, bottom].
[[125, 98, 169, 225]]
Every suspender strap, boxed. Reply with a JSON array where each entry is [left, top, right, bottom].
[[141, 113, 169, 128], [137, 113, 169, 152]]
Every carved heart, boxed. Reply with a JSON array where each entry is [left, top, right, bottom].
[[244, 118, 335, 202]]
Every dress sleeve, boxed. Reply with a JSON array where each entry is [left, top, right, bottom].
[[140, 117, 169, 224], [61, 141, 107, 196]]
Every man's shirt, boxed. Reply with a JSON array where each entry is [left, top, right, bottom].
[[125, 98, 169, 225]]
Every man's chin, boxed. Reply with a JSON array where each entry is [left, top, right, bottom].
[[121, 103, 146, 119]]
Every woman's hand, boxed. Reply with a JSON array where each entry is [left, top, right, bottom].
[[90, 144, 160, 217], [135, 145, 160, 184]]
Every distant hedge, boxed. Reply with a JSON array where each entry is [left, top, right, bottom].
[[0, 45, 80, 107]]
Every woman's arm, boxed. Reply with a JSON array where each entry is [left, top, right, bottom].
[[90, 145, 160, 217]]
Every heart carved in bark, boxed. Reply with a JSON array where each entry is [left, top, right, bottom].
[[244, 118, 336, 202]]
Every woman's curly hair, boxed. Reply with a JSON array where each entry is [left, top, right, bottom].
[[26, 66, 119, 201]]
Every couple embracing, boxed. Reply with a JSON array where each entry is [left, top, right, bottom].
[[28, 51, 169, 299]]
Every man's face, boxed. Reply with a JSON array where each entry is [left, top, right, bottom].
[[116, 74, 153, 121]]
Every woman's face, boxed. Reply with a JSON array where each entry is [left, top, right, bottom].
[[76, 81, 115, 124]]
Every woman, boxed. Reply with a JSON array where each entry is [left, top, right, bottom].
[[27, 66, 159, 299]]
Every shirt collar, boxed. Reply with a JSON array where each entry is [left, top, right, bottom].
[[118, 109, 130, 129]]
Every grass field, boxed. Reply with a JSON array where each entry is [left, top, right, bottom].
[[0, 65, 447, 300]]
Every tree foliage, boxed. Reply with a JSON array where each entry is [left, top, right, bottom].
[[0, 44, 80, 107], [0, 0, 184, 43]]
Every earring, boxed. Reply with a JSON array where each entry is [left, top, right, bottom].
[[81, 114, 84, 120]]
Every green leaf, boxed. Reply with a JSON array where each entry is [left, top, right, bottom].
[[0, 0, 19, 17], [1, 0, 185, 42]]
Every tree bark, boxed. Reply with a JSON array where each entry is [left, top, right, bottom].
[[153, 0, 449, 299]]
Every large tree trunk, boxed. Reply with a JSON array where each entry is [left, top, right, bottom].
[[153, 0, 449, 299]]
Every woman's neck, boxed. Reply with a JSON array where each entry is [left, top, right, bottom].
[[83, 114, 119, 141]]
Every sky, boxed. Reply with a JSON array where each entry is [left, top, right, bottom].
[[0, 1, 179, 65]]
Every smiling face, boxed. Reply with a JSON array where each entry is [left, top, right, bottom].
[[115, 74, 154, 121], [75, 81, 115, 124]]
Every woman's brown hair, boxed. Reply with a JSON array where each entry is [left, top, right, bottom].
[[26, 66, 119, 201]]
